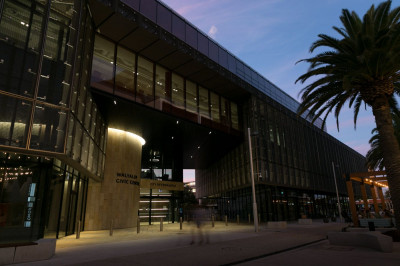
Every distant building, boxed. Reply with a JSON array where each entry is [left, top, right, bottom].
[[0, 0, 365, 244]]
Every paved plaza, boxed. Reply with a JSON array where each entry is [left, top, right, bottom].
[[13, 220, 400, 266]]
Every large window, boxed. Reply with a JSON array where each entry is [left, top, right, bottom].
[[155, 65, 170, 109], [199, 87, 209, 118], [185, 80, 197, 113], [115, 46, 135, 98], [137, 56, 154, 106], [0, 0, 46, 98], [210, 92, 220, 122], [231, 102, 239, 130], [91, 35, 115, 93], [171, 73, 184, 109], [30, 104, 67, 153], [0, 94, 31, 147], [90, 34, 241, 132]]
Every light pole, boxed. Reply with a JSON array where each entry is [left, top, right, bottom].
[[332, 162, 343, 222], [248, 128, 258, 232]]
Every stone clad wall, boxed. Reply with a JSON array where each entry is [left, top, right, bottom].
[[85, 128, 143, 230]]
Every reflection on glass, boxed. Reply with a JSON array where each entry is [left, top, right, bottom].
[[80, 131, 90, 168], [199, 87, 209, 118], [185, 80, 197, 113], [0, 95, 31, 147], [210, 92, 220, 122], [38, 5, 72, 106], [115, 46, 135, 94], [72, 122, 83, 161], [91, 35, 115, 92], [30, 104, 67, 152], [0, 1, 45, 97], [44, 166, 64, 238], [171, 73, 184, 109], [65, 116, 74, 156], [231, 102, 239, 130], [155, 65, 170, 109], [137, 56, 154, 106]]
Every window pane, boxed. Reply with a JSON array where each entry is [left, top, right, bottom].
[[171, 73, 184, 108], [91, 35, 114, 92], [72, 122, 83, 162], [80, 131, 90, 168], [0, 94, 31, 147], [0, 1, 45, 97], [136, 56, 154, 107], [199, 87, 209, 118], [221, 97, 229, 126], [231, 102, 239, 130], [115, 46, 135, 96], [38, 5, 72, 106], [185, 80, 197, 113], [210, 92, 220, 122], [155, 65, 170, 110], [65, 116, 74, 156], [30, 104, 67, 153]]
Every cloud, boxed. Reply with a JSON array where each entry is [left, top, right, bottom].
[[208, 25, 218, 38]]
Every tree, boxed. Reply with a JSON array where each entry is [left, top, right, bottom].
[[367, 111, 400, 170], [296, 0, 400, 230]]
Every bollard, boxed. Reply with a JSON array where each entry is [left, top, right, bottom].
[[160, 217, 163, 231], [137, 217, 140, 234], [110, 219, 113, 236], [212, 215, 215, 227], [225, 215, 228, 226], [180, 217, 183, 230], [237, 214, 240, 224], [248, 213, 251, 224], [76, 220, 81, 239]]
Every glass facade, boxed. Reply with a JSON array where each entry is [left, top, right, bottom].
[[0, 155, 87, 243], [90, 33, 241, 133], [0, 0, 106, 177], [0, 0, 106, 243], [196, 95, 367, 221], [120, 0, 324, 129]]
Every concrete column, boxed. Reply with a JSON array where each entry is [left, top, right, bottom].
[[346, 180, 358, 227], [85, 128, 144, 230]]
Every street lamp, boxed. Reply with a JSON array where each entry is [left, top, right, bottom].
[[248, 128, 258, 232], [332, 162, 343, 222]]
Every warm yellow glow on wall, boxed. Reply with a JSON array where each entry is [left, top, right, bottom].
[[108, 128, 146, 146]]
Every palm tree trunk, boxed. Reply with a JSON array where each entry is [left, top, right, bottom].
[[372, 95, 400, 231]]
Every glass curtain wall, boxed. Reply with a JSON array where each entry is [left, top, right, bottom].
[[90, 34, 241, 133]]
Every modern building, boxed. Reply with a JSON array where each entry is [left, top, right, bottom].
[[0, 0, 366, 243]]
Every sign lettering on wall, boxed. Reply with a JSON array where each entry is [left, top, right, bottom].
[[140, 179, 184, 191], [115, 172, 139, 186]]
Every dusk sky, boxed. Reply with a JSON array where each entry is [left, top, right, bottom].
[[170, 0, 392, 182]]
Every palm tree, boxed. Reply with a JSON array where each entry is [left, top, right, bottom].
[[367, 111, 400, 170], [296, 0, 400, 229]]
